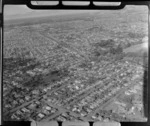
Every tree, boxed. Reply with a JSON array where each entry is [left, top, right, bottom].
[[110, 44, 123, 55], [126, 42, 131, 48], [99, 39, 114, 48]]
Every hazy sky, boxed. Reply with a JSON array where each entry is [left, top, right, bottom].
[[4, 3, 147, 20], [4, 4, 99, 20], [4, 5, 32, 16]]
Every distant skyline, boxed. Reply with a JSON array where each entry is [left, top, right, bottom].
[[4, 4, 148, 20], [4, 5, 99, 20]]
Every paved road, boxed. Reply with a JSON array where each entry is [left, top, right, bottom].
[[39, 63, 132, 121], [41, 72, 139, 121], [4, 51, 142, 121], [63, 65, 133, 107], [86, 76, 142, 119], [37, 32, 89, 61], [4, 77, 71, 116], [41, 100, 87, 121]]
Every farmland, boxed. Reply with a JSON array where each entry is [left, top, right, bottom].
[[3, 6, 148, 122]]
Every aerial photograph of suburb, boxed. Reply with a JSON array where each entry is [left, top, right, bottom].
[[3, 3, 148, 122]]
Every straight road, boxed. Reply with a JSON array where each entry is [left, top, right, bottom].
[[86, 76, 141, 118]]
